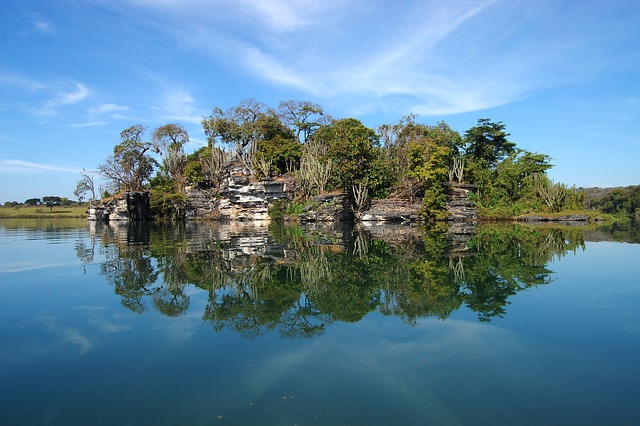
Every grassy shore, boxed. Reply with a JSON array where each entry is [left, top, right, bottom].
[[0, 205, 87, 218]]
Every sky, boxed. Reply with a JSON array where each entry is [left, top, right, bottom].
[[1, 0, 639, 202]]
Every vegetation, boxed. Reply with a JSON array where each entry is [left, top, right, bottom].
[[0, 204, 87, 218], [54, 97, 635, 222]]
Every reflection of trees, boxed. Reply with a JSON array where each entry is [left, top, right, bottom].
[[459, 224, 585, 320], [83, 221, 593, 336], [100, 247, 159, 314]]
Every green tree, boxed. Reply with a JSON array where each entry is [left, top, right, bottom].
[[277, 100, 325, 143], [313, 118, 381, 191], [463, 118, 516, 170], [201, 99, 267, 173], [152, 123, 189, 188], [24, 198, 41, 206], [254, 114, 301, 175], [99, 125, 158, 192], [42, 196, 61, 212]]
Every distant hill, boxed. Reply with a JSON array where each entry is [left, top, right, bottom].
[[579, 185, 640, 213]]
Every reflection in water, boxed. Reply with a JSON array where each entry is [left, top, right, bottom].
[[80, 221, 592, 337]]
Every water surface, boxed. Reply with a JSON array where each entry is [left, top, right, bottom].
[[1, 219, 638, 425]]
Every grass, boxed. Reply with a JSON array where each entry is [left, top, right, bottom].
[[0, 205, 88, 218]]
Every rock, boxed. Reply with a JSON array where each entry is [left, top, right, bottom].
[[185, 162, 294, 220], [298, 193, 352, 222], [87, 191, 151, 221], [445, 183, 478, 222], [519, 214, 590, 223], [359, 198, 421, 222]]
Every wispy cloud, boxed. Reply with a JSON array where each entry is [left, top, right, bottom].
[[31, 15, 55, 34], [89, 102, 130, 116], [37, 82, 90, 116], [0, 159, 79, 174], [152, 89, 204, 124], [0, 72, 45, 91]]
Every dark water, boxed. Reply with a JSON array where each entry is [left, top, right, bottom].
[[1, 219, 639, 425]]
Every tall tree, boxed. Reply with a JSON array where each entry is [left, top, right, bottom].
[[42, 196, 61, 212], [201, 99, 267, 166], [313, 118, 380, 191], [463, 118, 515, 169], [99, 125, 157, 192], [74, 169, 97, 201], [152, 123, 189, 186], [277, 100, 325, 143]]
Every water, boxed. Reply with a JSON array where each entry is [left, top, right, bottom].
[[0, 219, 639, 425]]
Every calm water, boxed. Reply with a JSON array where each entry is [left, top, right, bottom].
[[0, 219, 639, 425]]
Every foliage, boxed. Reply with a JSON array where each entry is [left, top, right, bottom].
[[277, 100, 325, 143], [99, 125, 158, 192], [150, 190, 187, 220], [152, 123, 189, 187], [74, 169, 97, 202], [406, 134, 450, 221], [463, 118, 516, 170], [268, 199, 306, 221], [594, 185, 640, 218], [42, 195, 62, 212]]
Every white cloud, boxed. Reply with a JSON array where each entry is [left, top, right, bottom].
[[105, 0, 636, 117], [37, 82, 91, 116], [152, 89, 204, 124], [32, 16, 55, 34], [0, 72, 45, 91], [88, 103, 130, 116], [0, 159, 79, 174]]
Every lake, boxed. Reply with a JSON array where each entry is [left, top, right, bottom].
[[1, 218, 639, 425]]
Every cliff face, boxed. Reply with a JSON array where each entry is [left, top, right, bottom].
[[445, 183, 478, 222], [87, 192, 151, 221], [186, 163, 294, 220]]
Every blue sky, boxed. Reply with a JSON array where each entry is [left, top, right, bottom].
[[1, 0, 639, 202]]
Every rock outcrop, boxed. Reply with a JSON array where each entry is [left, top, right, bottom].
[[445, 183, 478, 222], [185, 162, 294, 220], [87, 191, 151, 221], [360, 198, 421, 222], [298, 193, 353, 222]]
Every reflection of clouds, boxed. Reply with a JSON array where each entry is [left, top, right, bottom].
[[74, 306, 134, 333], [156, 310, 203, 342], [233, 319, 547, 422], [89, 317, 133, 334], [0, 261, 79, 273], [41, 316, 92, 355]]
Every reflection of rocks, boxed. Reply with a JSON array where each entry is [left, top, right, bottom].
[[446, 222, 478, 253], [359, 222, 424, 242], [519, 214, 589, 223]]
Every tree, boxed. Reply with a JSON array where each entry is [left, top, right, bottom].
[[24, 198, 41, 206], [463, 118, 515, 169], [99, 125, 158, 192], [74, 169, 97, 202], [42, 196, 61, 212], [152, 123, 189, 187], [277, 100, 325, 143], [254, 114, 301, 175], [313, 118, 380, 190], [201, 99, 267, 173]]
